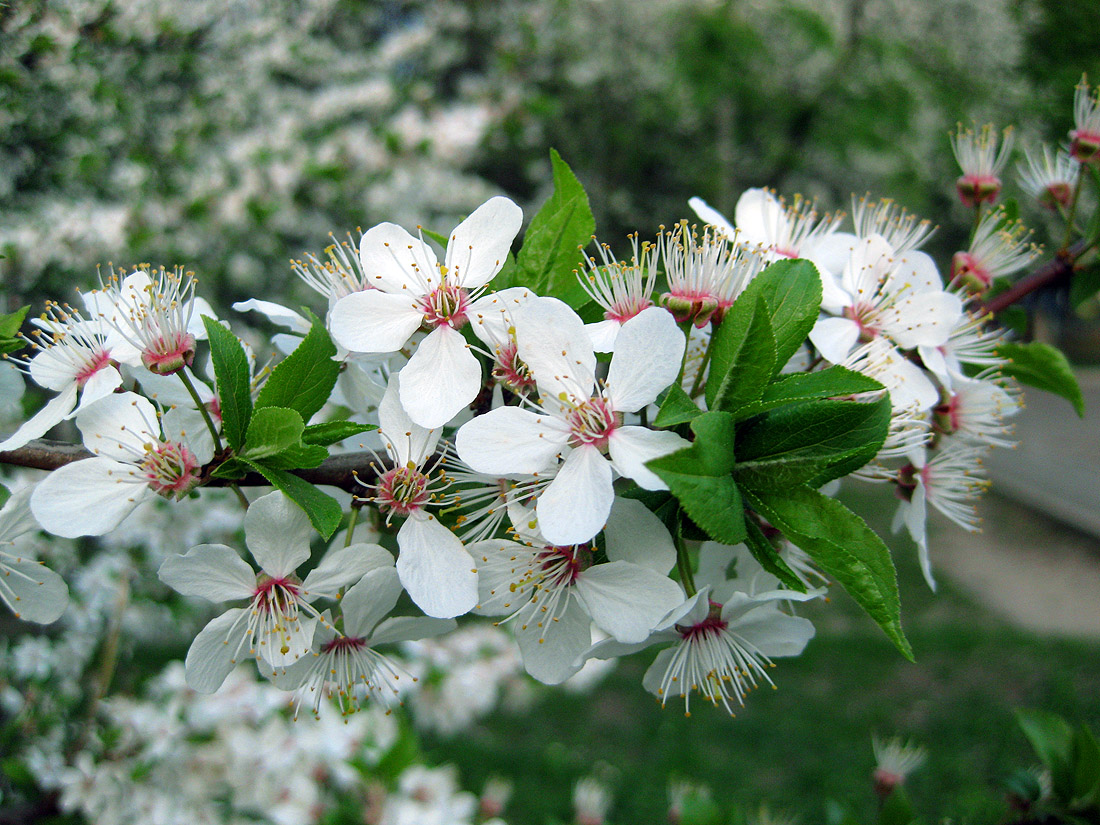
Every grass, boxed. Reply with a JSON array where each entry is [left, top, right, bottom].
[[422, 489, 1100, 824]]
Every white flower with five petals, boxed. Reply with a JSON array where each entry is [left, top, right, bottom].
[[456, 301, 688, 545], [158, 490, 393, 692], [30, 392, 215, 538], [328, 196, 522, 428]]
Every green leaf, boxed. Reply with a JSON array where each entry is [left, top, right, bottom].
[[878, 785, 917, 825], [1016, 709, 1074, 798], [242, 407, 305, 460], [743, 514, 807, 592], [302, 420, 376, 446], [706, 294, 777, 413], [0, 305, 28, 338], [261, 443, 330, 470], [254, 314, 340, 423], [0, 482, 10, 508], [735, 366, 884, 420], [744, 258, 823, 369], [1072, 724, 1100, 806], [209, 457, 250, 480], [747, 485, 912, 660], [240, 458, 343, 539], [998, 341, 1085, 417], [646, 411, 746, 545], [735, 397, 890, 489], [420, 227, 448, 248], [202, 315, 252, 451], [514, 149, 595, 307], [654, 383, 702, 428], [0, 339, 24, 356], [1070, 261, 1100, 308]]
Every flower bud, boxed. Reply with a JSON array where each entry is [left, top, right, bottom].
[[955, 174, 1002, 208], [950, 251, 992, 296], [141, 332, 196, 375]]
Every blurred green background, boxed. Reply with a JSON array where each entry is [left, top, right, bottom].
[[4, 0, 1099, 315]]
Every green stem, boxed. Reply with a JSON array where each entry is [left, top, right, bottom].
[[344, 504, 360, 547], [177, 369, 223, 454], [969, 201, 983, 246], [674, 522, 697, 597], [689, 326, 717, 399], [230, 485, 250, 510], [1060, 166, 1087, 254]]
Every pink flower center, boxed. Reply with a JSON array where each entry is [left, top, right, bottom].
[[677, 600, 728, 640], [141, 332, 196, 375], [140, 441, 201, 499], [320, 635, 368, 654], [375, 464, 430, 516], [844, 302, 880, 342], [535, 545, 592, 586], [74, 349, 112, 388], [565, 397, 619, 449], [491, 340, 536, 393], [420, 284, 470, 330]]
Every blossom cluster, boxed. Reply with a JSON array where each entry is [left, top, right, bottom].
[[2, 76, 1096, 728]]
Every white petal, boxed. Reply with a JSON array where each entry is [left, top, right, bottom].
[[892, 249, 943, 294], [0, 485, 39, 543], [257, 615, 318, 669], [734, 188, 787, 246], [0, 383, 78, 452], [378, 372, 439, 466], [456, 406, 569, 474], [185, 608, 252, 693], [607, 426, 689, 491], [341, 566, 403, 637], [583, 319, 621, 353], [232, 299, 310, 333], [301, 542, 394, 599], [886, 290, 963, 350], [467, 286, 534, 348], [76, 392, 158, 461], [30, 457, 148, 537], [809, 316, 861, 364], [445, 196, 523, 289], [0, 557, 68, 624], [74, 366, 123, 412], [28, 347, 81, 391], [688, 196, 737, 238], [729, 604, 816, 657], [399, 326, 482, 429], [328, 290, 423, 354], [395, 513, 478, 619], [158, 544, 256, 602], [605, 307, 685, 412], [575, 562, 684, 643], [641, 646, 679, 699], [603, 497, 676, 573], [369, 615, 457, 647], [536, 445, 613, 545], [514, 298, 595, 403], [359, 221, 439, 294], [162, 406, 215, 465], [244, 491, 313, 578], [516, 599, 591, 684], [804, 231, 858, 282]]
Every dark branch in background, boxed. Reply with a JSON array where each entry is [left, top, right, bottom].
[[0, 439, 384, 494], [980, 239, 1088, 316]]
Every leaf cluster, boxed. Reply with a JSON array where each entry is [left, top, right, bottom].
[[202, 314, 372, 539], [646, 259, 912, 660]]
